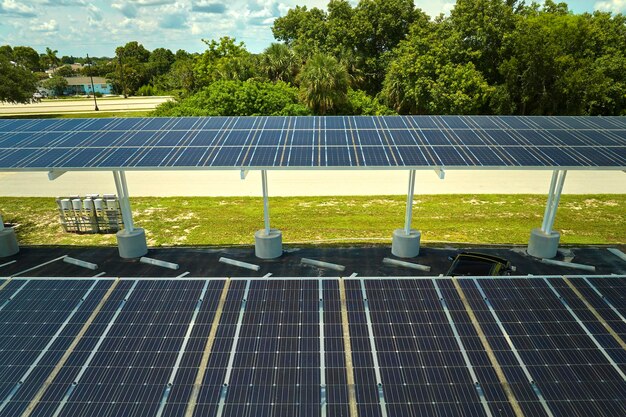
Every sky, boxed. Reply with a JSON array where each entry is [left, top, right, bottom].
[[0, 0, 624, 58]]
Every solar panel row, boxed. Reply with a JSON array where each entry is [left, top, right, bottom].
[[0, 276, 625, 417], [0, 116, 624, 169]]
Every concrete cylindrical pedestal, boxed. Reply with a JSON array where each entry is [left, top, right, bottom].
[[255, 229, 282, 259], [0, 228, 19, 257], [527, 228, 560, 259], [116, 228, 148, 259], [391, 228, 421, 258]]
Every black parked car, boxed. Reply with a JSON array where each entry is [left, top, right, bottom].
[[446, 252, 512, 276]]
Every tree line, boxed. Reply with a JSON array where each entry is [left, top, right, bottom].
[[2, 0, 625, 116]]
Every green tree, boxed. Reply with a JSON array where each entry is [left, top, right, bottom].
[[194, 37, 259, 87], [298, 53, 350, 115], [13, 46, 41, 72], [448, 0, 519, 85], [344, 89, 396, 115], [429, 62, 494, 114], [149, 47, 175, 77], [500, 8, 626, 115], [60, 55, 76, 65], [42, 47, 60, 70], [108, 42, 152, 95], [153, 58, 197, 97], [42, 75, 68, 96], [0, 55, 38, 103], [55, 65, 76, 77], [272, 0, 423, 94], [261, 43, 299, 84], [326, 0, 356, 56], [152, 80, 309, 116], [116, 41, 150, 63], [272, 6, 328, 58], [0, 45, 13, 60]]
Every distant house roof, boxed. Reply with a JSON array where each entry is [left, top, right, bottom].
[[65, 76, 108, 85]]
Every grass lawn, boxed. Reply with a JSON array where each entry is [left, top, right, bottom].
[[1, 195, 623, 247]]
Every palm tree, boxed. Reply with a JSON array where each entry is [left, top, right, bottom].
[[261, 43, 299, 84], [298, 53, 350, 115], [43, 47, 60, 70]]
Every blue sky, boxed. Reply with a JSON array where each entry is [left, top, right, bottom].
[[0, 1, 623, 58]]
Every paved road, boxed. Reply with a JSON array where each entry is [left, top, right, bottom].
[[0, 170, 624, 197], [0, 97, 171, 115]]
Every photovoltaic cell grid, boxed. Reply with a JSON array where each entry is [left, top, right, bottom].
[[0, 116, 624, 170], [0, 276, 624, 417]]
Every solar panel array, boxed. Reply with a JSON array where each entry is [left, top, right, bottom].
[[1, 276, 625, 417], [0, 116, 624, 170]]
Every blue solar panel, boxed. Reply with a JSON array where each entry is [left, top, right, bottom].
[[0, 116, 624, 170], [468, 278, 626, 417], [1, 276, 625, 416]]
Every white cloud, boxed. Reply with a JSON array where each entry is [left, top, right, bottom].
[[0, 0, 37, 17], [192, 1, 226, 14], [130, 0, 170, 5], [112, 1, 138, 18], [37, 0, 86, 5], [87, 4, 103, 19], [160, 12, 189, 29], [33, 19, 59, 32], [595, 0, 626, 13]]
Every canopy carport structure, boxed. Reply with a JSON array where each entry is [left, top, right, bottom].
[[0, 115, 624, 259]]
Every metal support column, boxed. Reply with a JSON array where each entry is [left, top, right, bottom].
[[262, 170, 270, 235], [540, 171, 559, 232], [113, 171, 134, 232], [544, 170, 567, 234], [392, 170, 421, 258], [254, 170, 282, 259], [404, 170, 416, 235], [112, 171, 147, 258], [528, 170, 567, 259]]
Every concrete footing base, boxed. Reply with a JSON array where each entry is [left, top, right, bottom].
[[391, 228, 421, 258], [255, 229, 282, 259], [527, 228, 560, 259], [0, 228, 19, 257], [117, 228, 148, 259]]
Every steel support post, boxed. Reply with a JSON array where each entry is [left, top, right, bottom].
[[404, 170, 416, 235], [541, 171, 559, 232], [113, 171, 134, 232], [112, 171, 146, 258], [545, 170, 567, 234], [262, 170, 270, 235], [528, 170, 567, 259], [255, 170, 282, 259], [392, 170, 420, 258]]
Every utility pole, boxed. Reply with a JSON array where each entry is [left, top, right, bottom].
[[87, 54, 99, 111]]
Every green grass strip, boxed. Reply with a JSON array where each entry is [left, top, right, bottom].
[[0, 195, 623, 247]]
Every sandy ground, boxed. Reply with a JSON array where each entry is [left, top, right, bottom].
[[0, 97, 171, 115], [0, 169, 624, 197]]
